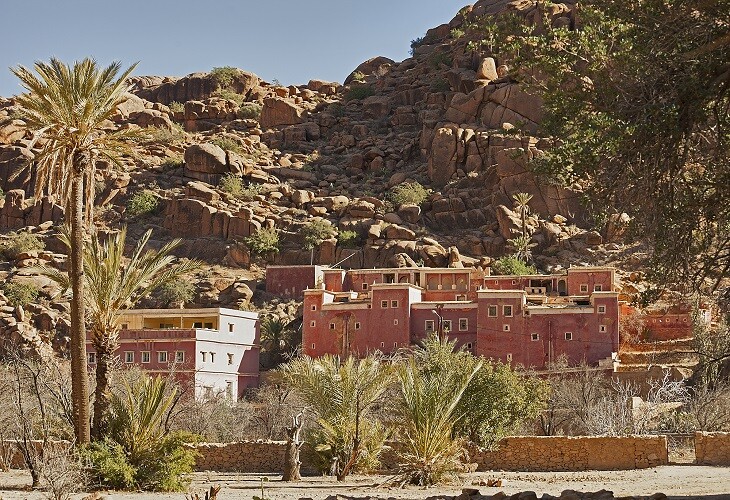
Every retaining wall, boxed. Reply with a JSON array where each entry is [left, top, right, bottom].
[[695, 432, 730, 465], [192, 436, 668, 473]]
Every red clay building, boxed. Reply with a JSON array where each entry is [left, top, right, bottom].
[[285, 266, 619, 369]]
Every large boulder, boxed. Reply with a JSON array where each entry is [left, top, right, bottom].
[[131, 71, 261, 105], [428, 125, 458, 186], [259, 97, 306, 129], [344, 56, 395, 84]]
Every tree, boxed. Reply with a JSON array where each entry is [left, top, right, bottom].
[[299, 219, 336, 265], [281, 354, 392, 480], [43, 227, 199, 439], [512, 192, 533, 240], [394, 335, 480, 486], [259, 317, 294, 367], [12, 58, 138, 444], [499, 1, 730, 290]]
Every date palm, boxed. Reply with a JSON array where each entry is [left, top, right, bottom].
[[44, 227, 200, 439], [512, 192, 533, 240], [12, 58, 138, 444]]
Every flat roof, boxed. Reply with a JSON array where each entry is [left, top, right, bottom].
[[120, 307, 258, 319]]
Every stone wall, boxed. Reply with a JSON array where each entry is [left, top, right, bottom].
[[192, 436, 668, 473], [466, 436, 668, 471], [695, 432, 730, 465]]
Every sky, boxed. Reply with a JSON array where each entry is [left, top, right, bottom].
[[1, 0, 468, 97]]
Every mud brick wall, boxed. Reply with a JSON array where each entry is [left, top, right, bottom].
[[695, 432, 730, 465], [468, 436, 668, 471], [193, 441, 288, 472]]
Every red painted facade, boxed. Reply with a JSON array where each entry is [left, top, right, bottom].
[[301, 266, 619, 369], [266, 265, 325, 299]]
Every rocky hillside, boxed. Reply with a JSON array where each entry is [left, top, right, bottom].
[[0, 0, 658, 353]]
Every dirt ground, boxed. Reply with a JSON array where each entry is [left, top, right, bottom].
[[0, 466, 728, 500]]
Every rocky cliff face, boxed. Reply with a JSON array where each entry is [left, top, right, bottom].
[[0, 0, 646, 353]]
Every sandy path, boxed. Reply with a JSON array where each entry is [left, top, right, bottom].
[[0, 466, 728, 499]]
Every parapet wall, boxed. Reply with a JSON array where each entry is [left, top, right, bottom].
[[695, 432, 730, 465], [192, 436, 668, 473]]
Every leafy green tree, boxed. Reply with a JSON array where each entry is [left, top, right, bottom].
[[501, 1, 730, 290], [454, 361, 548, 448], [260, 317, 294, 366], [394, 335, 480, 486], [12, 58, 138, 443], [281, 355, 392, 480], [300, 220, 336, 264], [43, 227, 199, 439], [491, 255, 537, 275]]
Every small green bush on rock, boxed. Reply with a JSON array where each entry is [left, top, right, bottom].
[[491, 256, 537, 276], [245, 227, 280, 256], [345, 85, 375, 101], [0, 231, 45, 259], [210, 66, 241, 89], [337, 230, 360, 248], [388, 182, 431, 207], [126, 190, 159, 218], [2, 282, 40, 307]]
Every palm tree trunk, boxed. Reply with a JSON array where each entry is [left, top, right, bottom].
[[69, 173, 90, 445], [92, 336, 112, 441]]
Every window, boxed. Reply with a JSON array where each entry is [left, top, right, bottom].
[[225, 381, 233, 399], [381, 300, 388, 308], [311, 305, 317, 311], [503, 324, 510, 332], [157, 351, 168, 363], [175, 351, 185, 363], [204, 322, 213, 329], [565, 332, 573, 341], [511, 280, 517, 285], [425, 320, 435, 332], [160, 323, 174, 328], [362, 283, 368, 290], [330, 322, 336, 330], [209, 352, 215, 363], [310, 321, 316, 327], [488, 305, 498, 317], [384, 273, 395, 283], [121, 323, 128, 330], [124, 351, 134, 363], [393, 319, 399, 325], [311, 343, 316, 350], [531, 333, 539, 341], [506, 353, 512, 362], [456, 294, 466, 301], [193, 322, 203, 328], [227, 353, 234, 365], [391, 300, 399, 308], [594, 284, 603, 292], [599, 325, 607, 333], [580, 284, 588, 293], [597, 305, 606, 314], [394, 342, 398, 347], [200, 351, 207, 362], [466, 342, 473, 349], [459, 318, 468, 331], [142, 351, 151, 363], [443, 320, 452, 332], [355, 322, 361, 330], [228, 323, 235, 333], [503, 305, 513, 317], [87, 352, 96, 364], [380, 342, 385, 348]]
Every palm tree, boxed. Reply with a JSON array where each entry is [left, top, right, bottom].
[[12, 58, 138, 444], [260, 317, 293, 366], [512, 192, 533, 240], [394, 335, 481, 486], [281, 354, 392, 480], [507, 235, 538, 263], [44, 227, 200, 439]]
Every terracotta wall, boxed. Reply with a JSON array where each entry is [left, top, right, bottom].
[[695, 432, 730, 465]]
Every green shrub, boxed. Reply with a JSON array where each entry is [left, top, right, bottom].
[[410, 36, 426, 56], [491, 256, 537, 276], [84, 440, 136, 490], [219, 173, 244, 196], [210, 137, 242, 154], [168, 101, 184, 113], [300, 220, 336, 250], [157, 279, 195, 306], [327, 103, 345, 117], [238, 102, 262, 119], [388, 181, 431, 207], [211, 88, 245, 105], [337, 230, 360, 248], [210, 66, 241, 89], [245, 227, 280, 256], [351, 71, 366, 83], [0, 231, 45, 259], [450, 27, 465, 39], [2, 282, 39, 307], [144, 123, 186, 143], [428, 52, 453, 69], [345, 85, 375, 101], [161, 155, 184, 169], [126, 190, 159, 218], [430, 78, 451, 93]]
